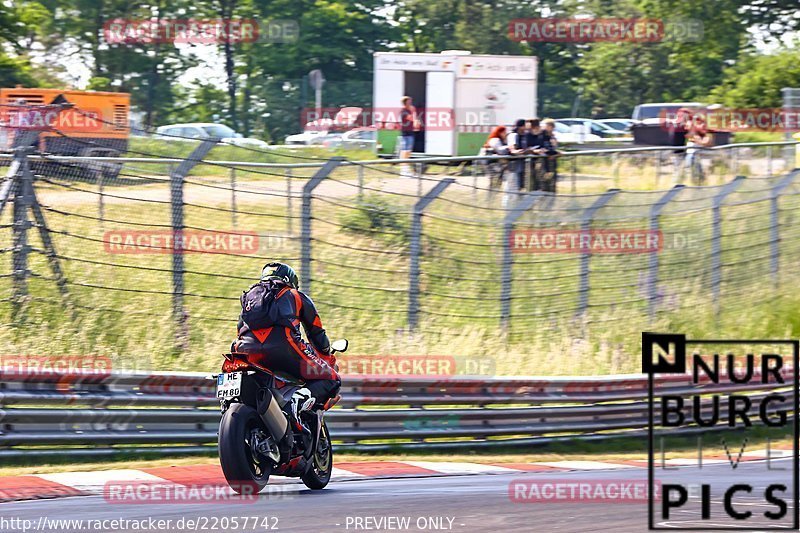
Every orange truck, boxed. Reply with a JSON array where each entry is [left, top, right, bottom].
[[0, 87, 130, 156]]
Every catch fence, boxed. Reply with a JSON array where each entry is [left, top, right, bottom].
[[0, 129, 798, 366]]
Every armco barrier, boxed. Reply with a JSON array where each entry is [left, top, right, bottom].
[[0, 369, 793, 456]]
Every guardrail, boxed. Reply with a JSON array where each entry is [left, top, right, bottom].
[[0, 370, 792, 457]]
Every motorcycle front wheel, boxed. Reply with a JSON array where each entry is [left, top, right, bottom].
[[218, 403, 272, 495], [301, 419, 333, 490]]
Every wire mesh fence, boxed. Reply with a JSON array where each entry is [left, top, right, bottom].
[[0, 108, 798, 374]]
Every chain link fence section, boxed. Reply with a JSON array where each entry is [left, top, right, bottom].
[[0, 112, 798, 370]]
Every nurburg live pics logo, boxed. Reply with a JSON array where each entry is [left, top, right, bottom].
[[643, 332, 799, 530]]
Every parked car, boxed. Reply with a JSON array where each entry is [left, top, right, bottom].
[[631, 102, 704, 125], [317, 133, 343, 147], [155, 123, 270, 148], [554, 120, 603, 143], [321, 127, 378, 150], [597, 118, 635, 132], [285, 130, 330, 145], [558, 118, 629, 139], [630, 102, 731, 146]]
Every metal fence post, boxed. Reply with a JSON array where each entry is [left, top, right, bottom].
[[711, 176, 745, 313], [97, 169, 105, 224], [170, 139, 218, 351], [571, 156, 577, 193], [767, 145, 773, 176], [229, 167, 237, 227], [783, 88, 800, 143], [10, 148, 34, 315], [500, 192, 545, 330], [1, 132, 71, 319], [577, 189, 620, 316], [769, 170, 799, 286], [0, 160, 22, 219], [525, 157, 533, 191], [408, 178, 455, 330], [655, 151, 662, 188], [357, 164, 364, 201], [647, 185, 685, 318], [471, 159, 478, 201], [286, 168, 293, 235], [782, 87, 800, 165], [301, 157, 345, 296]]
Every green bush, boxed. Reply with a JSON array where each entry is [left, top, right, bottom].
[[339, 194, 410, 245]]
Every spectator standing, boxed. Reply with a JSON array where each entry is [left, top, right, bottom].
[[681, 114, 712, 184], [542, 118, 560, 193], [481, 125, 509, 190], [504, 119, 528, 207], [525, 118, 548, 191], [399, 96, 419, 177], [670, 107, 692, 181], [483, 126, 509, 154]]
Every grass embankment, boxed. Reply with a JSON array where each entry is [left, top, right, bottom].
[[129, 136, 376, 163]]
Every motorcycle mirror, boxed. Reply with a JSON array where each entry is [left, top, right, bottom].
[[331, 339, 348, 353]]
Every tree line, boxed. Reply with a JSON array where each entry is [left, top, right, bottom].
[[1, 0, 798, 141]]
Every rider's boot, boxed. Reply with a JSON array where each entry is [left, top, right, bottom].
[[290, 387, 315, 434]]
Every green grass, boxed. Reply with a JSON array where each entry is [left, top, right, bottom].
[[731, 131, 788, 144], [125, 137, 376, 179], [129, 136, 376, 162]]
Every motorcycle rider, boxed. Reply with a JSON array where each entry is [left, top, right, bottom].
[[231, 262, 341, 432]]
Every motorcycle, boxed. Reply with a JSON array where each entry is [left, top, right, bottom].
[[215, 338, 348, 494]]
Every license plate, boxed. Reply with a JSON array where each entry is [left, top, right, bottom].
[[216, 372, 242, 399]]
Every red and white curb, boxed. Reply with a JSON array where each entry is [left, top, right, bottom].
[[0, 450, 790, 504]]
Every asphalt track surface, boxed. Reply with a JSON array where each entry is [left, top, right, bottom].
[[0, 459, 794, 533]]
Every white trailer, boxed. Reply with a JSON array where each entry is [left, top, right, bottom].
[[373, 51, 537, 156]]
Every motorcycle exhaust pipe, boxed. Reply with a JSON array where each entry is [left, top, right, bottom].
[[256, 388, 288, 442]]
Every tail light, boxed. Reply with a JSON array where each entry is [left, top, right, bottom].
[[221, 356, 251, 373]]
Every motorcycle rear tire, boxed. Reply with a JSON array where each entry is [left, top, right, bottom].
[[218, 403, 272, 495]]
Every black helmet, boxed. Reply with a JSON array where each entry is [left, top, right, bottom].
[[261, 262, 299, 289]]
